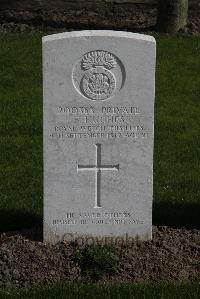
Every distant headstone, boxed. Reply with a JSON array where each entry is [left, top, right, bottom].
[[43, 30, 156, 244]]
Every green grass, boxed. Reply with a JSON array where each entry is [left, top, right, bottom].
[[0, 34, 42, 230], [154, 34, 200, 228], [0, 282, 199, 299], [0, 33, 200, 231]]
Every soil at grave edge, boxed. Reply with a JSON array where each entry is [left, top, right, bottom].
[[0, 226, 199, 288], [0, 2, 200, 34]]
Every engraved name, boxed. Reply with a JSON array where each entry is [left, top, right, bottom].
[[49, 105, 148, 140]]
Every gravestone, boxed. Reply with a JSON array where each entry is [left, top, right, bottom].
[[43, 30, 156, 244]]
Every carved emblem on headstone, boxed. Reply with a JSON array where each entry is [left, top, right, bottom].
[[81, 51, 117, 100], [72, 50, 125, 101]]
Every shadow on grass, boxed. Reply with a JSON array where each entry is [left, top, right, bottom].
[[153, 201, 200, 229], [0, 202, 199, 242], [0, 209, 42, 241]]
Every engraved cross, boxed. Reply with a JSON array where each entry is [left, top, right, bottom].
[[77, 144, 119, 208]]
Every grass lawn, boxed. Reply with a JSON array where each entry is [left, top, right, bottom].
[[0, 282, 199, 299], [0, 33, 200, 231]]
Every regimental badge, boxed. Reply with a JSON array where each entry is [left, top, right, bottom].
[[72, 50, 125, 101]]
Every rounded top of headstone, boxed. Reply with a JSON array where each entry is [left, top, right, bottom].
[[42, 30, 156, 44]]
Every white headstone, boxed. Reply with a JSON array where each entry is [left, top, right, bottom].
[[43, 30, 156, 243]]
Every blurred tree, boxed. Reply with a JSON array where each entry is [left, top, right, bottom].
[[157, 0, 188, 33]]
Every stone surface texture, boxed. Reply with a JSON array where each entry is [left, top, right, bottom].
[[43, 30, 156, 243]]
